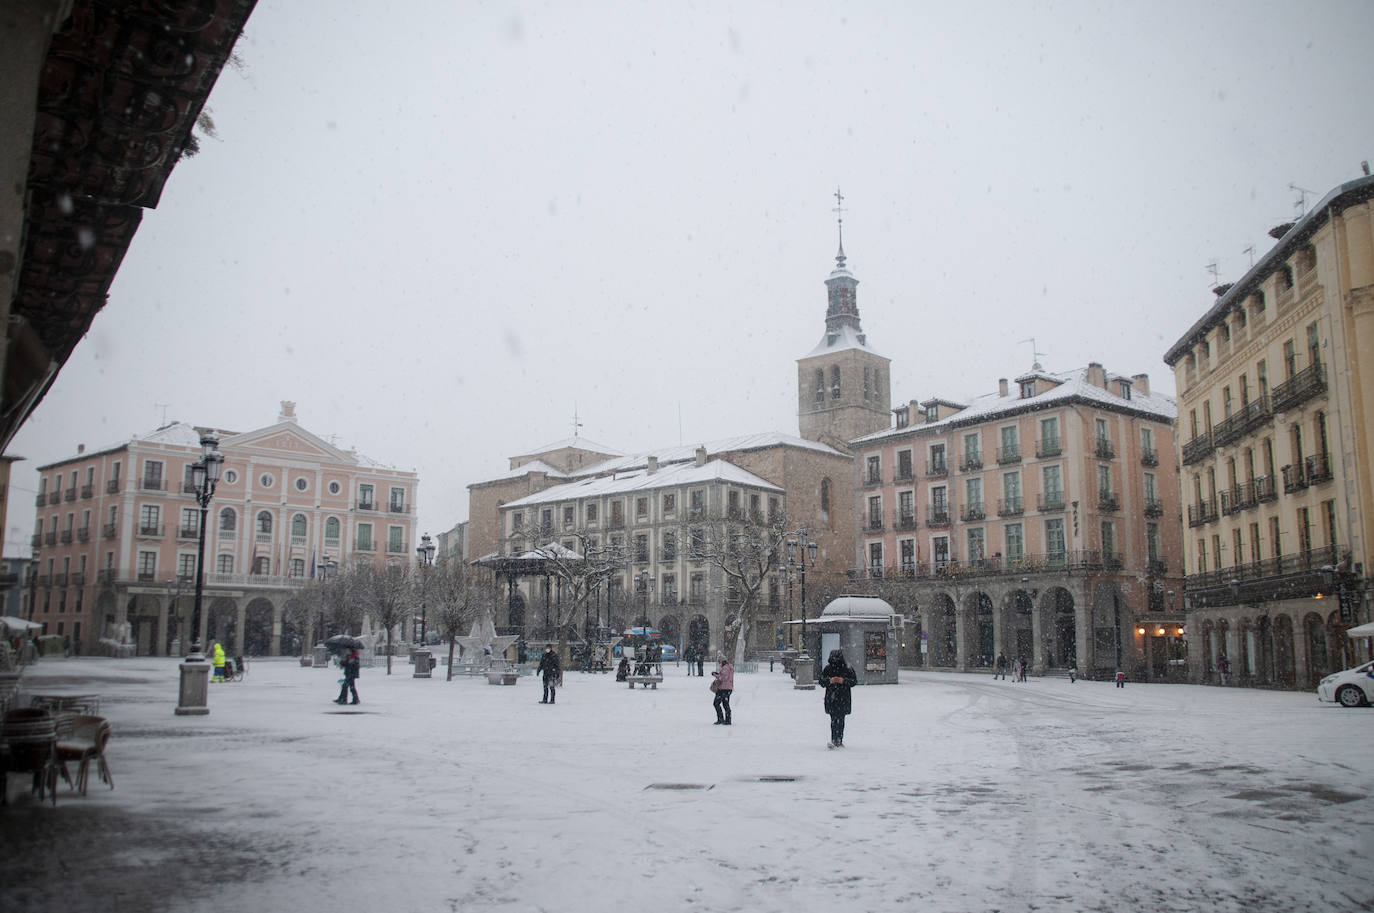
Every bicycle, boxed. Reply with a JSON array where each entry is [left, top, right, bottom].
[[222, 656, 246, 682]]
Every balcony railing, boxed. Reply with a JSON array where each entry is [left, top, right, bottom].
[[102, 523, 117, 539], [1094, 437, 1116, 459], [1187, 500, 1218, 527], [1140, 447, 1159, 467], [137, 524, 164, 537], [1144, 498, 1164, 518], [959, 453, 983, 472], [1097, 491, 1119, 512], [863, 471, 883, 487], [49, 491, 62, 505], [44, 531, 56, 545], [926, 460, 949, 479], [848, 549, 1144, 582], [388, 503, 411, 514], [1147, 559, 1168, 575], [1220, 487, 1242, 516], [1281, 464, 1307, 493], [357, 500, 376, 511], [1037, 493, 1065, 512], [893, 467, 914, 483], [1254, 474, 1277, 502], [59, 530, 73, 544], [927, 506, 951, 528], [997, 497, 1023, 517], [960, 502, 985, 522], [1035, 438, 1062, 458], [895, 513, 917, 530], [1304, 452, 1333, 485], [35, 492, 46, 507], [179, 525, 200, 539], [863, 518, 885, 532], [71, 572, 85, 587], [1271, 362, 1325, 413], [53, 573, 68, 587], [1186, 544, 1338, 608], [81, 484, 94, 499], [106, 479, 120, 493], [30, 532, 41, 548], [140, 478, 165, 491], [996, 445, 1021, 465], [355, 541, 375, 552], [77, 526, 91, 542], [64, 489, 79, 502], [1181, 431, 1213, 466]]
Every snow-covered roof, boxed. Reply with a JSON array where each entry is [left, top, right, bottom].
[[852, 365, 1176, 445], [487, 459, 569, 483], [526, 542, 584, 561], [502, 458, 783, 509], [820, 595, 895, 618], [515, 435, 623, 458], [578, 431, 845, 477], [134, 421, 205, 447], [803, 322, 883, 358]]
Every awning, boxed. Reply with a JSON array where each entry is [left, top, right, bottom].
[[0, 615, 42, 632], [1346, 621, 1374, 638]]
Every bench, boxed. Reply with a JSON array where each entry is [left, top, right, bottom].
[[486, 670, 519, 686], [626, 675, 663, 689]]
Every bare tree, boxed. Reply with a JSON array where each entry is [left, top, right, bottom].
[[532, 533, 626, 665], [282, 579, 326, 655], [425, 559, 495, 680], [323, 563, 366, 637], [352, 562, 413, 675], [689, 510, 790, 665]]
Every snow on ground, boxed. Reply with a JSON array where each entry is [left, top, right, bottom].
[[1, 657, 1370, 913]]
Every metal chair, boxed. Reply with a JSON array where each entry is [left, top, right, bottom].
[[57, 715, 113, 795], [1, 708, 59, 806]]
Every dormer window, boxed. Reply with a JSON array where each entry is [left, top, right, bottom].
[[895, 408, 909, 429], [1120, 381, 1132, 400], [925, 405, 938, 423], [1019, 380, 1035, 399]]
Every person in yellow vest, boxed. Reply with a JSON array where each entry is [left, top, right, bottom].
[[212, 641, 226, 682]]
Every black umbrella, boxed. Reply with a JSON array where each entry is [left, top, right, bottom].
[[324, 635, 365, 653]]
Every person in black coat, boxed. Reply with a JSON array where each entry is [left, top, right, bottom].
[[536, 645, 561, 704], [335, 649, 361, 704], [820, 649, 857, 748]]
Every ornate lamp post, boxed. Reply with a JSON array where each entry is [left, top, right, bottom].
[[635, 570, 654, 634], [788, 528, 819, 689], [416, 533, 436, 645], [316, 554, 337, 646], [175, 432, 223, 715]]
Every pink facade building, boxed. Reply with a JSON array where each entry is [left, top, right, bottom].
[[26, 403, 419, 656], [847, 364, 1182, 681]]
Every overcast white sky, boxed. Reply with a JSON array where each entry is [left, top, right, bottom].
[[8, 0, 1374, 552]]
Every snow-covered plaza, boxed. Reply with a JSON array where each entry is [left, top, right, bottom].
[[1, 656, 1370, 913]]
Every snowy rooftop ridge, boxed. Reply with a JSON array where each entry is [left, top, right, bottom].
[[514, 435, 623, 458], [502, 457, 783, 509], [803, 322, 883, 358], [852, 365, 1177, 445], [578, 431, 845, 477]]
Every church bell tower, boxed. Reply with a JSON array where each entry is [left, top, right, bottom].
[[796, 189, 891, 450]]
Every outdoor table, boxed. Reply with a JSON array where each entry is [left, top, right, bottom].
[[28, 694, 100, 715]]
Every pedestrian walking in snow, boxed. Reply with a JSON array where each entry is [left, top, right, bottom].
[[821, 649, 857, 748], [684, 644, 696, 675], [1115, 669, 1125, 688], [711, 656, 733, 725], [537, 645, 561, 704], [1068, 661, 1077, 683], [696, 650, 705, 678], [995, 652, 1007, 680], [335, 649, 360, 704]]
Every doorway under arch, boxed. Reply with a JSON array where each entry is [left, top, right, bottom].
[[1043, 587, 1076, 669]]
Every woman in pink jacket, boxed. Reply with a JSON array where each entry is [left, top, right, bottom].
[[712, 656, 734, 725]]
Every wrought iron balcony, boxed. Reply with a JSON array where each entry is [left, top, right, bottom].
[[49, 491, 62, 505], [81, 484, 94, 499], [863, 517, 885, 532], [1037, 493, 1065, 512], [1181, 431, 1213, 466], [1094, 437, 1116, 459], [388, 502, 410, 514], [1281, 464, 1308, 493], [1140, 447, 1159, 467], [106, 479, 120, 493], [59, 530, 73, 544], [1219, 487, 1243, 516], [1143, 498, 1164, 518], [1187, 500, 1218, 527], [997, 497, 1023, 517], [926, 460, 949, 479], [44, 531, 56, 545], [140, 478, 164, 491], [863, 471, 883, 487], [179, 525, 199, 539], [893, 467, 914, 483], [996, 446, 1021, 465], [63, 489, 75, 502], [1097, 491, 1119, 512], [959, 453, 983, 472], [356, 500, 376, 511], [1271, 362, 1325, 413], [927, 506, 951, 528], [30, 533, 40, 548], [895, 513, 917, 530], [1304, 452, 1333, 485], [960, 502, 985, 522], [1253, 475, 1277, 503], [102, 523, 117, 539], [1148, 559, 1168, 575], [35, 492, 46, 507], [1185, 544, 1337, 608], [1035, 438, 1062, 459], [137, 524, 163, 537]]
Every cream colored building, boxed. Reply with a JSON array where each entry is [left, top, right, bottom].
[[846, 364, 1182, 681], [27, 403, 420, 656], [1164, 174, 1374, 688]]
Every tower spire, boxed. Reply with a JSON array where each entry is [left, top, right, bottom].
[[833, 186, 846, 268]]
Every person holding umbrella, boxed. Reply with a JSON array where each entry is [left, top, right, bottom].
[[335, 648, 361, 704], [820, 649, 857, 748]]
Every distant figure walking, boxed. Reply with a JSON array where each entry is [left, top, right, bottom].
[[994, 652, 1007, 680], [696, 649, 705, 678], [537, 645, 561, 704], [820, 649, 857, 748], [1068, 661, 1078, 683], [335, 649, 360, 704], [1217, 654, 1230, 685], [616, 655, 629, 682], [1115, 669, 1125, 688], [212, 641, 226, 682], [711, 656, 734, 725], [684, 644, 696, 676]]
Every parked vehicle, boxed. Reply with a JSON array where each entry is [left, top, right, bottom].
[[1316, 659, 1374, 707]]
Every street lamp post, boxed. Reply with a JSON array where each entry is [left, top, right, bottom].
[[416, 533, 436, 645], [635, 570, 654, 634], [316, 554, 337, 647], [175, 432, 223, 716], [787, 529, 819, 690]]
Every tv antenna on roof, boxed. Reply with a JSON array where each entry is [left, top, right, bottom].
[[1288, 183, 1313, 218], [1243, 245, 1255, 269], [154, 402, 170, 427], [1205, 260, 1220, 287], [1019, 338, 1046, 372], [572, 404, 583, 439]]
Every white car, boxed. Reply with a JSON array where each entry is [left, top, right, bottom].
[[1316, 660, 1374, 708]]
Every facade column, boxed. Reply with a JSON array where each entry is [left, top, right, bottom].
[[952, 591, 968, 671], [1075, 585, 1092, 675], [1030, 594, 1046, 674]]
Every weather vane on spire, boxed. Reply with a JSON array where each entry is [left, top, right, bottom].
[[833, 186, 847, 267]]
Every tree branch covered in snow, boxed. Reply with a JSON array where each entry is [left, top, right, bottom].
[[687, 510, 789, 665]]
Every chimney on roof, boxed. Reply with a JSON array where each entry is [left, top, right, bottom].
[[1087, 363, 1106, 389], [1131, 373, 1150, 396], [998, 378, 1009, 397], [695, 446, 707, 467], [77, 444, 85, 455], [647, 455, 658, 474], [279, 401, 297, 423]]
